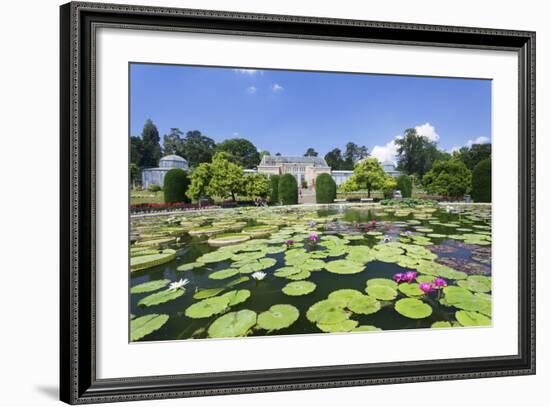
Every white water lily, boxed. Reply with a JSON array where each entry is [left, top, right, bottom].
[[169, 278, 189, 291], [251, 271, 267, 281]]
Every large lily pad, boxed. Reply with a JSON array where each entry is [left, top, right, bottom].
[[196, 250, 233, 264], [130, 250, 176, 272], [328, 289, 364, 306], [394, 298, 433, 319], [185, 296, 230, 319], [325, 260, 365, 275], [208, 310, 257, 338], [455, 310, 491, 326], [366, 278, 398, 290], [317, 319, 358, 333], [457, 275, 492, 293], [282, 281, 316, 296], [209, 268, 240, 280], [138, 289, 184, 307], [219, 289, 251, 306], [176, 261, 205, 272], [306, 300, 349, 324], [193, 287, 224, 299], [130, 279, 170, 294], [366, 285, 398, 301], [130, 314, 169, 341], [347, 295, 381, 315], [352, 325, 382, 332], [398, 283, 424, 297], [257, 304, 299, 331], [208, 233, 250, 246]]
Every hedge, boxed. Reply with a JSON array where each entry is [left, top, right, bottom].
[[396, 174, 413, 198], [163, 168, 190, 203], [315, 173, 337, 203], [270, 175, 280, 205], [278, 174, 298, 205], [471, 158, 491, 202]]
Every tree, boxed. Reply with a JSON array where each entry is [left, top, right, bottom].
[[315, 173, 337, 203], [180, 131, 216, 168], [346, 158, 388, 198], [244, 173, 270, 199], [304, 148, 318, 157], [324, 148, 345, 170], [278, 174, 298, 205], [259, 150, 271, 160], [396, 174, 413, 198], [453, 143, 491, 170], [186, 163, 212, 202], [395, 128, 440, 178], [269, 175, 280, 205], [343, 142, 369, 169], [471, 158, 491, 202], [163, 168, 190, 203], [140, 119, 162, 167], [382, 177, 398, 199], [423, 159, 472, 199], [129, 163, 140, 188], [130, 136, 143, 166], [216, 138, 261, 169], [207, 152, 245, 201], [162, 128, 184, 155]]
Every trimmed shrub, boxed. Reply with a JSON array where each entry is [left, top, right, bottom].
[[148, 183, 161, 192], [315, 173, 337, 203], [269, 175, 280, 205], [278, 174, 298, 205], [396, 174, 413, 198], [163, 168, 190, 203], [471, 158, 491, 202]]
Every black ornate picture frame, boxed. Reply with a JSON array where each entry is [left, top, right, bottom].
[[60, 2, 535, 404]]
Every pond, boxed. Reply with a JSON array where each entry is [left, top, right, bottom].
[[129, 203, 492, 341]]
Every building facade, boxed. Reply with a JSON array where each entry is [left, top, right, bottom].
[[141, 154, 189, 189], [257, 156, 332, 188]]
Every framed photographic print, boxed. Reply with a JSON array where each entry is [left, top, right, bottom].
[[60, 1, 536, 404]]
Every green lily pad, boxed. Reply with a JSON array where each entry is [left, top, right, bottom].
[[455, 310, 491, 327], [193, 287, 225, 299], [300, 259, 326, 271], [208, 310, 257, 338], [457, 275, 492, 293], [185, 296, 230, 319], [306, 299, 349, 324], [282, 281, 316, 296], [231, 251, 265, 262], [347, 295, 381, 315], [176, 261, 205, 272], [208, 233, 250, 246], [317, 319, 358, 333], [398, 283, 424, 297], [352, 325, 382, 332], [219, 289, 251, 306], [394, 298, 433, 319], [196, 250, 234, 264], [325, 260, 365, 275], [257, 304, 300, 331], [138, 289, 184, 307], [130, 314, 169, 341], [285, 270, 311, 280], [442, 286, 491, 313], [328, 289, 364, 306], [130, 279, 170, 294], [209, 268, 240, 280], [366, 284, 398, 300], [130, 250, 176, 272], [366, 278, 398, 290], [274, 266, 302, 277], [431, 321, 452, 328], [226, 276, 250, 287]]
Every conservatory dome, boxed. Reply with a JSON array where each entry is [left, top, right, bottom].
[[159, 154, 188, 169]]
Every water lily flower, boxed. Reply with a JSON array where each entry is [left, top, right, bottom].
[[393, 273, 405, 283], [251, 271, 267, 281], [284, 239, 294, 247], [419, 282, 436, 294], [383, 235, 392, 243], [309, 233, 320, 242], [433, 277, 447, 288], [404, 271, 418, 283], [309, 221, 317, 228], [404, 230, 413, 236], [168, 278, 189, 291]]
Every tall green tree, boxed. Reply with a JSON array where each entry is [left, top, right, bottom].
[[130, 136, 143, 166], [180, 131, 216, 168], [216, 138, 261, 169], [343, 142, 369, 169], [471, 158, 491, 202], [396, 174, 413, 198], [423, 159, 472, 199], [304, 148, 319, 157], [163, 168, 190, 203], [186, 162, 212, 202], [340, 158, 389, 198], [269, 175, 280, 205], [244, 173, 270, 199], [453, 143, 491, 170], [315, 173, 337, 203], [140, 119, 162, 167], [162, 128, 184, 155], [207, 152, 245, 201], [278, 174, 298, 205], [395, 128, 440, 178], [129, 163, 140, 188], [324, 148, 345, 170]]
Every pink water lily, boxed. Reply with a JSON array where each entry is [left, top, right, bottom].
[[393, 273, 405, 283], [309, 233, 320, 242], [419, 282, 436, 294], [403, 271, 418, 283], [433, 277, 447, 288], [284, 239, 294, 247], [308, 221, 317, 228]]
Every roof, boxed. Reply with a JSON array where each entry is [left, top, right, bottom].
[[160, 154, 187, 162], [259, 155, 329, 167]]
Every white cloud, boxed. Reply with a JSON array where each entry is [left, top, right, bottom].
[[246, 86, 257, 94], [450, 136, 491, 153], [234, 69, 259, 75], [371, 137, 400, 164], [415, 122, 439, 142], [272, 84, 284, 92]]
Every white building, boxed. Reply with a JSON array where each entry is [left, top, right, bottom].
[[257, 156, 332, 188], [141, 154, 189, 189]]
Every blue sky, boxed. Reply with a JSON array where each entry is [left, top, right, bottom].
[[130, 64, 491, 163]]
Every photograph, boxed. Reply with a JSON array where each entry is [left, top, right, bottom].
[[128, 64, 493, 342]]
